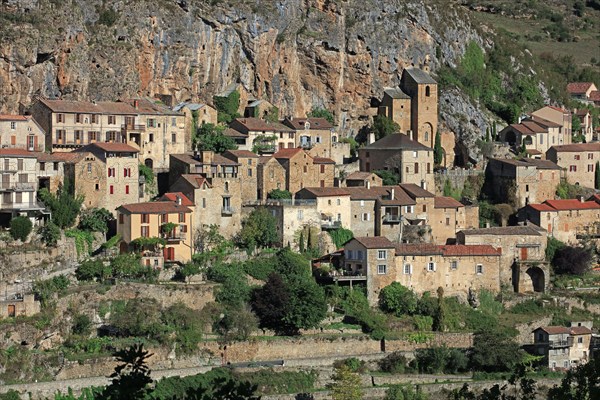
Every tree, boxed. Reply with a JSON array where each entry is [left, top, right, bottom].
[[72, 314, 92, 335], [434, 131, 443, 165], [548, 356, 600, 400], [379, 282, 418, 316], [251, 273, 290, 334], [307, 106, 334, 124], [195, 123, 238, 153], [78, 208, 113, 235], [267, 189, 292, 199], [595, 161, 600, 189], [238, 207, 278, 251], [374, 169, 400, 185], [432, 287, 446, 332], [470, 328, 521, 372], [100, 344, 153, 400], [214, 90, 241, 124], [372, 115, 400, 140], [552, 246, 592, 275], [9, 216, 32, 241], [385, 385, 428, 400], [75, 259, 109, 282], [39, 181, 84, 229], [572, 113, 582, 134], [328, 365, 363, 400], [38, 221, 61, 247]]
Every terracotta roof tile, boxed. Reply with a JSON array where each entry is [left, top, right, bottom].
[[159, 192, 194, 206], [36, 152, 85, 163], [121, 98, 182, 116], [351, 236, 395, 249], [529, 203, 556, 212], [223, 150, 259, 159], [313, 157, 335, 164], [544, 199, 600, 211], [567, 82, 596, 94], [222, 128, 248, 138], [178, 174, 211, 189], [118, 202, 192, 214], [570, 326, 592, 335], [536, 326, 571, 335], [273, 148, 304, 159], [78, 142, 139, 153], [232, 117, 294, 132], [521, 121, 547, 133], [399, 183, 435, 198], [283, 117, 334, 130], [549, 143, 600, 153], [589, 90, 600, 101], [395, 243, 443, 255], [441, 244, 501, 256], [298, 187, 350, 197], [434, 196, 464, 209], [527, 116, 561, 128], [38, 98, 137, 114], [0, 115, 28, 121], [0, 148, 37, 157]]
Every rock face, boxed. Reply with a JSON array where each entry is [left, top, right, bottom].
[[0, 0, 486, 147]]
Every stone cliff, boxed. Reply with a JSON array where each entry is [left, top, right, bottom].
[[0, 0, 491, 154]]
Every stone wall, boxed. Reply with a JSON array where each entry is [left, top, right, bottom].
[[434, 168, 484, 196]]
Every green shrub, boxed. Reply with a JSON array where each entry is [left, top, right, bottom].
[[72, 314, 92, 335], [379, 352, 408, 374], [379, 282, 418, 316], [98, 8, 119, 26], [10, 216, 32, 241], [33, 275, 70, 307], [267, 189, 292, 199], [333, 357, 367, 373], [38, 221, 61, 247]]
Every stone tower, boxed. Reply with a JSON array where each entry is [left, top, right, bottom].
[[400, 67, 438, 149]]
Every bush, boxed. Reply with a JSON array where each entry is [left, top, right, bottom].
[[553, 246, 592, 275], [33, 275, 70, 307], [379, 352, 409, 374], [72, 314, 92, 335], [267, 189, 292, 199], [413, 347, 469, 374], [78, 208, 113, 233], [379, 282, 418, 316], [10, 216, 32, 241], [333, 358, 367, 374], [38, 222, 61, 247]]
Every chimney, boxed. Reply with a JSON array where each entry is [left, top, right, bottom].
[[390, 188, 395, 200], [201, 150, 213, 165], [134, 100, 139, 109], [407, 129, 413, 140], [176, 195, 182, 206], [366, 181, 371, 189], [578, 195, 585, 203], [368, 131, 376, 144], [421, 179, 426, 189]]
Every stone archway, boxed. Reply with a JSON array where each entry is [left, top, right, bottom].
[[513, 261, 549, 293], [526, 266, 545, 293], [144, 158, 154, 169], [421, 122, 434, 147]]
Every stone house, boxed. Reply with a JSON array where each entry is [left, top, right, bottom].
[[120, 98, 187, 171], [168, 152, 243, 239], [67, 143, 140, 214], [546, 143, 600, 189], [499, 117, 564, 158], [486, 158, 562, 208], [0, 114, 46, 152], [530, 106, 572, 145], [295, 187, 352, 231], [341, 236, 501, 305], [266, 199, 322, 250], [0, 294, 40, 319], [457, 224, 548, 293], [524, 197, 600, 244], [342, 171, 383, 188], [244, 99, 275, 120], [532, 324, 592, 370], [566, 82, 598, 104], [256, 148, 335, 200], [378, 88, 412, 133], [358, 133, 434, 191], [0, 149, 46, 226], [281, 117, 336, 158], [228, 117, 296, 154], [430, 196, 479, 245], [29, 98, 138, 152], [574, 109, 594, 143], [116, 196, 194, 264], [36, 151, 82, 194], [222, 150, 259, 202], [172, 102, 218, 148]]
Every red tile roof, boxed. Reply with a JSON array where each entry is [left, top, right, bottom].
[[298, 187, 350, 197], [521, 120, 548, 133], [589, 194, 600, 204], [0, 148, 37, 157], [529, 203, 556, 212], [222, 128, 248, 138], [529, 199, 600, 212], [589, 90, 600, 101], [223, 150, 259, 159], [399, 184, 435, 198], [352, 236, 395, 249], [273, 148, 304, 159], [159, 192, 194, 207], [232, 117, 294, 132], [440, 244, 501, 256], [434, 196, 464, 209], [118, 201, 192, 214], [0, 115, 28, 121], [37, 98, 137, 114], [36, 151, 85, 163], [313, 157, 335, 164], [536, 326, 571, 335], [549, 143, 600, 153], [283, 117, 334, 130], [570, 326, 592, 335], [395, 243, 443, 255], [567, 82, 596, 94], [81, 142, 139, 153], [178, 174, 211, 189]]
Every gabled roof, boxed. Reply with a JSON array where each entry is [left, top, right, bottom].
[[570, 326, 592, 335], [177, 174, 211, 189], [159, 192, 194, 207], [399, 183, 435, 198], [520, 120, 548, 133], [283, 117, 334, 130], [172, 102, 212, 112], [118, 202, 192, 214], [539, 105, 569, 114], [36, 98, 139, 115], [527, 116, 561, 128], [0, 115, 29, 121], [0, 148, 37, 157], [529, 199, 600, 212], [459, 225, 544, 237], [350, 236, 395, 249], [403, 67, 437, 85], [232, 117, 294, 132], [76, 142, 139, 153], [122, 98, 182, 116], [548, 143, 600, 153], [36, 151, 85, 163], [434, 196, 464, 209], [394, 243, 501, 256], [490, 157, 561, 170], [567, 82, 596, 94], [364, 133, 431, 151], [313, 157, 335, 164], [273, 148, 304, 160], [222, 128, 248, 138], [535, 326, 571, 335], [298, 187, 350, 197], [383, 87, 410, 99], [222, 149, 259, 159], [395, 243, 443, 256], [171, 152, 239, 166]]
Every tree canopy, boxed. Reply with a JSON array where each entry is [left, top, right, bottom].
[[238, 207, 278, 251], [372, 115, 400, 140], [307, 106, 335, 124], [39, 181, 84, 229], [195, 123, 238, 153]]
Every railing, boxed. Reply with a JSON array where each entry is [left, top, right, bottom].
[[164, 232, 186, 241], [243, 199, 317, 207], [0, 182, 36, 191], [321, 220, 342, 229], [121, 124, 146, 131], [215, 172, 238, 178], [383, 214, 402, 223], [0, 201, 45, 210], [222, 207, 236, 215]]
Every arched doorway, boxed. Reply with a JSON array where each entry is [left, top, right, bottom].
[[144, 158, 153, 169], [526, 267, 545, 293]]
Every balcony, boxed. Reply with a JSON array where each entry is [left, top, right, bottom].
[[0, 182, 36, 191], [163, 232, 186, 242], [321, 220, 342, 229], [121, 124, 146, 132], [0, 201, 46, 211], [222, 206, 236, 215], [383, 214, 403, 223], [243, 199, 317, 207]]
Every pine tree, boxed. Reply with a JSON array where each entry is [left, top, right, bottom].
[[596, 161, 600, 190], [434, 131, 443, 165]]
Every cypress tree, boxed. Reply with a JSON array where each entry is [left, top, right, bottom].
[[434, 131, 443, 165], [595, 161, 600, 190]]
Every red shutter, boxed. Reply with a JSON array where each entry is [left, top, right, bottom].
[[141, 226, 144, 237], [110, 185, 114, 194], [124, 168, 127, 177], [108, 168, 112, 177], [34, 136, 38, 151], [125, 185, 129, 194]]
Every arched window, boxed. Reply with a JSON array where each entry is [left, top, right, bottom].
[[425, 86, 431, 97], [424, 131, 429, 142]]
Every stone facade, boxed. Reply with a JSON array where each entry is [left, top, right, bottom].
[[0, 294, 40, 319], [295, 187, 352, 230], [530, 106, 572, 145], [359, 133, 434, 191], [457, 225, 548, 292], [0, 115, 45, 152], [229, 117, 295, 153], [486, 158, 562, 208], [117, 197, 194, 264], [532, 324, 592, 370], [173, 102, 218, 149], [499, 117, 564, 158], [524, 197, 600, 244], [378, 88, 412, 133], [574, 109, 594, 143], [430, 197, 479, 245], [67, 143, 140, 214], [546, 143, 600, 189], [400, 67, 438, 148], [267, 201, 321, 249], [282, 117, 335, 158], [343, 171, 383, 188], [223, 150, 259, 202]]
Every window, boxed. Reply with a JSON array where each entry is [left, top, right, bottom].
[[171, 117, 177, 127], [124, 168, 131, 177], [161, 213, 168, 223], [578, 337, 583, 344], [87, 163, 92, 173], [362, 213, 370, 221], [95, 183, 99, 191], [147, 119, 157, 128], [316, 136, 321, 143], [248, 168, 252, 177], [337, 199, 341, 205], [202, 198, 206, 208], [404, 264, 412, 274], [53, 162, 58, 171], [40, 162, 45, 171], [10, 121, 16, 130], [328, 199, 332, 205], [446, 217, 450, 226], [320, 165, 325, 173], [357, 250, 363, 260], [149, 133, 154, 142], [88, 131, 97, 142], [125, 185, 129, 194], [91, 114, 98, 124], [248, 159, 253, 165], [56, 130, 64, 140], [422, 205, 426, 212], [413, 151, 417, 158], [564, 361, 569, 368], [108, 167, 115, 177], [303, 165, 307, 173], [425, 86, 431, 96], [56, 113, 64, 123], [377, 264, 387, 274], [588, 164, 594, 172], [172, 133, 176, 143], [346, 250, 353, 260], [108, 115, 116, 125], [75, 114, 82, 123], [377, 250, 386, 260], [540, 135, 543, 145], [106, 131, 118, 142], [526, 184, 529, 192], [109, 185, 114, 194], [405, 205, 414, 213], [141, 214, 150, 224], [427, 262, 436, 272], [574, 154, 580, 160], [141, 226, 150, 237], [569, 165, 577, 172], [414, 162, 419, 173], [179, 212, 185, 223], [297, 210, 303, 220], [450, 261, 458, 270], [476, 264, 483, 274], [588, 153, 594, 160], [360, 200, 365, 207], [119, 214, 124, 224]]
